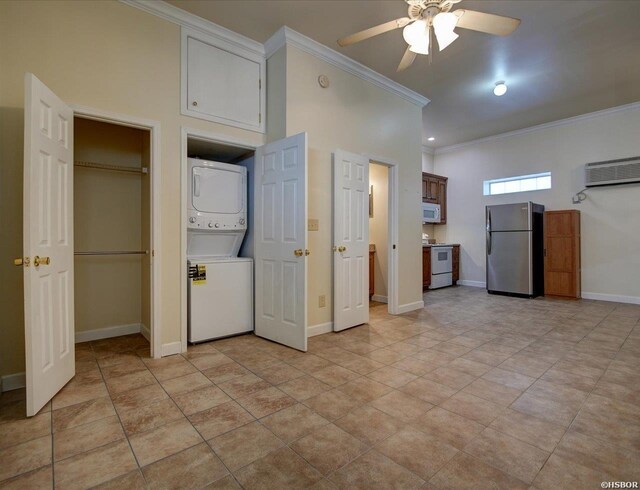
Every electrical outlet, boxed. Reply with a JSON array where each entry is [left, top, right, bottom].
[[319, 295, 326, 308], [308, 218, 319, 231]]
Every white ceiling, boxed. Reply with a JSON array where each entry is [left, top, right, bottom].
[[168, 0, 640, 148]]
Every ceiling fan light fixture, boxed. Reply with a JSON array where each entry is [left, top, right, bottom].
[[433, 12, 459, 51], [403, 20, 429, 54], [493, 81, 508, 96]]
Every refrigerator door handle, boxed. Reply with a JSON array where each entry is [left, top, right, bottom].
[[486, 210, 492, 255]]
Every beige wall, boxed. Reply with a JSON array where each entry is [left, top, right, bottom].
[[281, 46, 424, 327], [0, 0, 264, 378], [369, 163, 389, 299], [74, 118, 145, 334], [433, 106, 640, 301]]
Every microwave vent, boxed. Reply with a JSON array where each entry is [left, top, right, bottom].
[[585, 156, 640, 187]]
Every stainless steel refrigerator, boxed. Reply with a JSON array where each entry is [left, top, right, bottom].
[[486, 202, 544, 298]]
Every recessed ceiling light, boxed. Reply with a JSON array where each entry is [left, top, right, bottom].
[[493, 81, 507, 96], [428, 137, 435, 142]]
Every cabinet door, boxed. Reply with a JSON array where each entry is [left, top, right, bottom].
[[544, 211, 580, 298], [438, 179, 447, 224], [423, 248, 431, 289], [422, 176, 429, 202], [427, 177, 439, 203], [185, 35, 264, 132], [452, 245, 459, 283]]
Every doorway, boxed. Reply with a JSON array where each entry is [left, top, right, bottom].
[[368, 161, 390, 316]]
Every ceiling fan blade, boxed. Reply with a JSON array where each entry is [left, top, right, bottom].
[[338, 17, 411, 47], [454, 9, 521, 36], [397, 46, 417, 72]]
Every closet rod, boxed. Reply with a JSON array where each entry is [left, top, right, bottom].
[[75, 250, 149, 256], [74, 160, 148, 174]]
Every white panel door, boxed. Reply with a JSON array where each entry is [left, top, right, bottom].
[[333, 150, 369, 332], [254, 133, 308, 351], [23, 73, 75, 416]]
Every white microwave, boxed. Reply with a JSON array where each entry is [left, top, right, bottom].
[[423, 202, 441, 223]]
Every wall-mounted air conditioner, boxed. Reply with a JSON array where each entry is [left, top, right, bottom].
[[585, 156, 640, 187]]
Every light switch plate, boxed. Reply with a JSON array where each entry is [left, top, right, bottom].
[[308, 219, 319, 231], [319, 295, 326, 307]]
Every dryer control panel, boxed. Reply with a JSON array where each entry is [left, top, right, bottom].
[[187, 211, 246, 230]]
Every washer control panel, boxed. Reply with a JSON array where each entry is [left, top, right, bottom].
[[187, 211, 247, 230]]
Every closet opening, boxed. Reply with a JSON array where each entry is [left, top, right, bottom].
[[368, 161, 390, 316], [73, 116, 154, 358]]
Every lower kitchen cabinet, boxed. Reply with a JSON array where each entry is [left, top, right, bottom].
[[452, 245, 460, 284], [423, 247, 431, 290]]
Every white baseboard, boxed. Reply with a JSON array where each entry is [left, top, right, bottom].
[[75, 323, 143, 343], [1, 372, 26, 392], [457, 280, 486, 288], [397, 301, 425, 314], [582, 292, 640, 305], [371, 295, 388, 304], [162, 341, 183, 356], [140, 323, 151, 342], [308, 322, 333, 337]]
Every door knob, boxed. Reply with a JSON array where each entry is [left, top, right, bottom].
[[304, 249, 310, 256], [294, 249, 304, 257], [338, 246, 346, 253], [14, 257, 30, 267], [33, 256, 50, 267]]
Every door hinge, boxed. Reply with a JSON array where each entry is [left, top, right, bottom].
[[259, 113, 262, 124], [259, 79, 262, 90]]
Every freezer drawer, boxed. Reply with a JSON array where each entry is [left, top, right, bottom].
[[188, 259, 253, 342]]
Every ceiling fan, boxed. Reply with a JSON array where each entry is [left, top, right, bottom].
[[337, 0, 521, 72]]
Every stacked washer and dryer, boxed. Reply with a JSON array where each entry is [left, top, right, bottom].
[[187, 158, 253, 343]]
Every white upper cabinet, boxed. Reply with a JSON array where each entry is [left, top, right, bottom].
[[182, 28, 266, 133]]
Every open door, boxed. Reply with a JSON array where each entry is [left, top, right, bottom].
[[254, 133, 308, 351], [21, 73, 75, 416], [333, 150, 369, 332]]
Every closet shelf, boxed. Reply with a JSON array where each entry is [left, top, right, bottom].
[[74, 160, 148, 174], [75, 250, 149, 256]]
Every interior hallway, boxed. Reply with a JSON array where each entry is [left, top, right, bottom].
[[1, 286, 639, 488]]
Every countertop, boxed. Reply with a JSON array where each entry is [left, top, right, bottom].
[[422, 243, 460, 247]]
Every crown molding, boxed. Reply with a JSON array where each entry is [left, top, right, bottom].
[[119, 0, 265, 56], [434, 101, 640, 155], [421, 145, 435, 155], [265, 27, 430, 108]]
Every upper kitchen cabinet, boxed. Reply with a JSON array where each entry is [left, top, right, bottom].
[[422, 172, 448, 224], [182, 28, 266, 133]]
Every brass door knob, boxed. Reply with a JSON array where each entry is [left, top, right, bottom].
[[33, 256, 50, 267], [338, 246, 347, 253], [304, 249, 310, 256], [294, 249, 304, 257]]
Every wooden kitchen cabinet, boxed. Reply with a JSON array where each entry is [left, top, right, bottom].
[[544, 210, 581, 299], [369, 250, 375, 300], [422, 247, 431, 290], [422, 172, 448, 224], [452, 245, 460, 284]]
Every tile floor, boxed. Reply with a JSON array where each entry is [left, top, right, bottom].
[[1, 286, 640, 489]]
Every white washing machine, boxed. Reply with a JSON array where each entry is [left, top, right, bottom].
[[186, 158, 254, 342]]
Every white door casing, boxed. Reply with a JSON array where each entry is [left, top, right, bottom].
[[333, 150, 369, 332], [23, 73, 75, 416], [254, 133, 308, 351]]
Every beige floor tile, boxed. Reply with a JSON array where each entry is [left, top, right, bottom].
[[462, 378, 523, 406], [183, 351, 233, 371], [142, 442, 228, 488], [202, 361, 250, 384], [539, 366, 598, 392], [118, 398, 184, 435], [499, 355, 553, 378], [279, 375, 332, 401], [255, 362, 306, 385], [391, 356, 439, 376], [302, 389, 363, 421], [510, 392, 582, 427], [147, 356, 198, 381], [110, 382, 167, 412], [0, 435, 51, 482], [189, 400, 254, 440], [464, 428, 550, 484], [172, 385, 232, 416], [0, 412, 50, 450], [424, 366, 477, 390], [0, 465, 53, 489], [336, 377, 393, 403], [400, 377, 458, 405], [209, 421, 283, 470], [430, 451, 529, 490], [489, 408, 565, 452], [218, 373, 272, 399], [334, 405, 403, 446], [571, 398, 640, 451], [462, 347, 512, 367], [339, 356, 386, 375], [203, 474, 242, 489], [52, 379, 109, 410], [261, 403, 329, 443], [91, 470, 147, 489], [160, 371, 213, 395], [410, 407, 484, 449], [310, 365, 360, 387], [366, 367, 418, 388], [369, 390, 433, 422], [329, 450, 424, 490], [533, 453, 610, 490], [365, 347, 409, 365], [431, 341, 473, 357], [54, 415, 124, 461], [482, 368, 537, 391], [446, 357, 493, 377], [100, 357, 147, 379], [440, 392, 505, 426], [104, 369, 157, 395], [128, 418, 203, 466], [376, 428, 459, 479], [52, 396, 115, 432], [234, 446, 323, 489], [235, 386, 297, 418], [290, 423, 368, 475], [53, 440, 137, 490], [289, 354, 334, 374]]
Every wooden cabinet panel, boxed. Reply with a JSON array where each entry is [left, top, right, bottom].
[[369, 251, 375, 299], [438, 179, 447, 224], [544, 210, 581, 298], [452, 245, 460, 284], [423, 247, 431, 290], [422, 172, 447, 223]]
